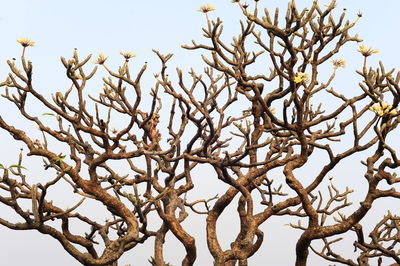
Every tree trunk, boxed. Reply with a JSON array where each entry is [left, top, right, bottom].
[[295, 237, 310, 266]]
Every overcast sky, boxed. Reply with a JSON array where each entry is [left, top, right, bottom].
[[0, 0, 399, 265]]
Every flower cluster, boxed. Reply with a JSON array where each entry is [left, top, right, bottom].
[[331, 59, 346, 69], [198, 4, 216, 13], [16, 38, 35, 47], [93, 53, 108, 65], [269, 106, 276, 115], [294, 72, 310, 83], [369, 101, 397, 117], [357, 44, 378, 57], [120, 51, 137, 60]]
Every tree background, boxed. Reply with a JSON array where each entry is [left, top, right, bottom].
[[0, 0, 398, 265]]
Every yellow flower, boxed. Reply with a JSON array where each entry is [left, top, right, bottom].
[[331, 59, 346, 69], [294, 72, 310, 83], [269, 106, 276, 115], [120, 51, 137, 60], [369, 101, 397, 117], [93, 53, 108, 65], [198, 4, 216, 13], [294, 76, 302, 83], [16, 38, 35, 47], [369, 103, 382, 116], [357, 44, 379, 57]]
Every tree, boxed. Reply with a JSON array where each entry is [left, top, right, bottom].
[[0, 0, 399, 265]]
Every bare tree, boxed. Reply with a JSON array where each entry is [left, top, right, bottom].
[[0, 1, 399, 265]]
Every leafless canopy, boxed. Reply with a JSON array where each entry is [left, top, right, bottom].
[[0, 1, 399, 265]]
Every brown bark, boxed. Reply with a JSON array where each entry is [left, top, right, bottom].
[[0, 0, 399, 265]]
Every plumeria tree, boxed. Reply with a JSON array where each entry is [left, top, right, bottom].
[[0, 1, 399, 265]]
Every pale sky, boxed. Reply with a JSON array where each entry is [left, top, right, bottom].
[[0, 0, 399, 265]]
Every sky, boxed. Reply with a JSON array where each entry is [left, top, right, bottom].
[[0, 0, 399, 265]]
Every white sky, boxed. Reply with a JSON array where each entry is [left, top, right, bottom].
[[0, 0, 399, 265]]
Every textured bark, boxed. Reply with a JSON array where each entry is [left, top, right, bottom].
[[0, 0, 400, 265]]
